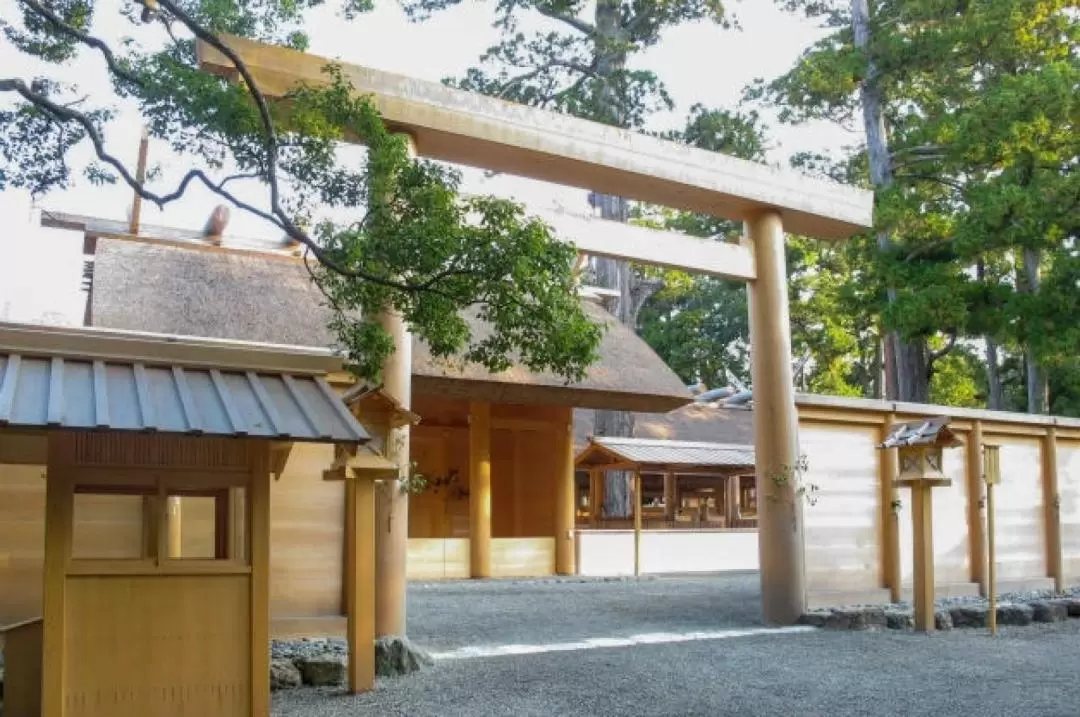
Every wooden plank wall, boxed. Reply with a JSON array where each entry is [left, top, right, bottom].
[[0, 464, 46, 624], [408, 396, 559, 541], [269, 442, 344, 619], [798, 397, 1080, 606], [800, 423, 882, 592]]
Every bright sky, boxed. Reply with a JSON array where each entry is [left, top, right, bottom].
[[0, 0, 852, 326]]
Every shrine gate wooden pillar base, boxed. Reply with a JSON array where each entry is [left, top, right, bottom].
[[746, 209, 806, 625]]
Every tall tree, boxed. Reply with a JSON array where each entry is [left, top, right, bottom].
[[754, 0, 1078, 410], [0, 0, 603, 385], [403, 0, 733, 517]]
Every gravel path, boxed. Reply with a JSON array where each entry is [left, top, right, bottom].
[[404, 573, 764, 651], [275, 620, 1080, 717]]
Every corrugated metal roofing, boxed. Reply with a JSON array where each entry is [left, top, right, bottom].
[[588, 437, 755, 468], [0, 352, 368, 444]]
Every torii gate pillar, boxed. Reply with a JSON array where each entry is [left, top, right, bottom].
[[746, 209, 806, 625]]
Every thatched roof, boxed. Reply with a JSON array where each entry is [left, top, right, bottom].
[[88, 239, 692, 413], [572, 402, 755, 454]]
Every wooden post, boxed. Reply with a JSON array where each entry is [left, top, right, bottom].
[[724, 474, 739, 526], [664, 472, 677, 523], [1043, 428, 1064, 593], [589, 468, 601, 527], [42, 437, 72, 717], [633, 470, 642, 577], [346, 476, 376, 692], [374, 304, 412, 636], [746, 209, 806, 624], [166, 496, 183, 558], [910, 481, 936, 632], [878, 422, 901, 602], [128, 127, 149, 235], [373, 131, 417, 638], [554, 412, 576, 575], [469, 401, 492, 578], [987, 477, 997, 635], [249, 445, 271, 717], [966, 421, 987, 595]]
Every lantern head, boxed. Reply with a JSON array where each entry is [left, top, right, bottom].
[[880, 416, 963, 487]]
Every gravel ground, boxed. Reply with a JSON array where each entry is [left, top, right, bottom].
[[404, 573, 764, 651], [275, 621, 1080, 717], [273, 574, 1080, 717]]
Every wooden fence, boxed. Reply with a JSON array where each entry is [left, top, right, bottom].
[[796, 394, 1080, 609]]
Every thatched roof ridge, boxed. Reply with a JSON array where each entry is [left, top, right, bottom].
[[89, 239, 692, 412]]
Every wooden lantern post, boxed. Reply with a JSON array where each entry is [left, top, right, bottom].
[[880, 417, 963, 633], [983, 442, 1001, 636]]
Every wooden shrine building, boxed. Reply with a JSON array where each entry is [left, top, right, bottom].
[[6, 213, 693, 635], [0, 321, 374, 716]]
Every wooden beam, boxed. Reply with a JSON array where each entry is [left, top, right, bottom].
[[747, 210, 805, 624], [41, 437, 72, 717], [249, 445, 271, 716], [633, 471, 643, 576], [345, 476, 376, 692], [196, 35, 873, 240], [910, 481, 936, 632], [532, 206, 754, 281], [554, 409, 576, 575], [128, 127, 149, 235], [1043, 428, 1064, 592], [469, 401, 492, 578], [966, 422, 987, 595], [878, 422, 901, 603]]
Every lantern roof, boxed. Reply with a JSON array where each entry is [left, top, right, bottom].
[[880, 416, 963, 449]]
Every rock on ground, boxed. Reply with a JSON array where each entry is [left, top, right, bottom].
[[1030, 600, 1069, 623], [270, 659, 302, 691], [996, 603, 1034, 627], [934, 610, 953, 631], [296, 654, 346, 687], [949, 605, 989, 628], [376, 636, 434, 677]]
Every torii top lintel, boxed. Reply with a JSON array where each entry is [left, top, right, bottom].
[[196, 35, 874, 241]]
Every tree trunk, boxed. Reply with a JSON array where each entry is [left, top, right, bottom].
[[1021, 246, 1047, 413], [851, 0, 928, 404], [977, 260, 1005, 411], [591, 0, 635, 519]]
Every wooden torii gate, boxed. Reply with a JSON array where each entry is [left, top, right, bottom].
[[196, 35, 874, 634]]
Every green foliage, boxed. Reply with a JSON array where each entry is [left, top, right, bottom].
[[0, 0, 603, 384], [754, 0, 1079, 412]]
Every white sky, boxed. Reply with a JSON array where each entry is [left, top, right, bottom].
[[0, 0, 853, 326]]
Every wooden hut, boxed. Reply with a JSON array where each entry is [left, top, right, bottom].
[[10, 214, 692, 637], [0, 320, 373, 716]]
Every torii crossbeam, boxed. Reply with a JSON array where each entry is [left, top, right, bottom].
[[195, 32, 874, 680]]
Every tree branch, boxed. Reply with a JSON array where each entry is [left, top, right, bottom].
[[534, 5, 596, 36], [926, 331, 958, 375], [20, 0, 145, 90]]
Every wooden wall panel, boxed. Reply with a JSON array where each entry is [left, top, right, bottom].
[[490, 537, 555, 577], [1058, 442, 1080, 584], [800, 422, 881, 591], [179, 496, 218, 559], [269, 442, 344, 618], [990, 438, 1047, 581], [897, 445, 971, 586], [64, 574, 250, 717], [405, 538, 469, 580], [491, 428, 516, 538], [517, 430, 557, 538], [0, 463, 46, 624]]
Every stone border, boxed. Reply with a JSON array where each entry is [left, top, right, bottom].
[[799, 597, 1080, 631]]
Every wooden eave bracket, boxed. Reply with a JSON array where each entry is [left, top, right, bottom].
[[270, 441, 294, 479]]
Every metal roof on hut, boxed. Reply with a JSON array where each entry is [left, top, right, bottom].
[[86, 238, 693, 413]]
